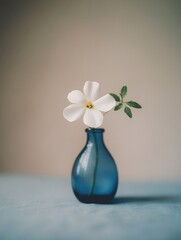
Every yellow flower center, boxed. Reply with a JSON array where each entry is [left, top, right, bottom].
[[85, 101, 93, 109]]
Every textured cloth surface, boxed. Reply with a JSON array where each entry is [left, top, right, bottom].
[[0, 175, 181, 240]]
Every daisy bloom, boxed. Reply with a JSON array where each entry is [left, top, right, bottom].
[[63, 81, 116, 128]]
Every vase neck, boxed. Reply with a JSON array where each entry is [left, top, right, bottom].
[[85, 128, 105, 146]]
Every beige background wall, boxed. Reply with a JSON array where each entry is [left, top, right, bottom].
[[0, 0, 181, 181]]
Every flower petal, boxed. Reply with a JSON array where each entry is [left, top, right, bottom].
[[83, 108, 103, 128], [83, 81, 100, 101], [63, 104, 85, 122], [68, 90, 85, 104], [93, 94, 116, 112]]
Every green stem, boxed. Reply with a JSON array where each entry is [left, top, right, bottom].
[[89, 130, 99, 196]]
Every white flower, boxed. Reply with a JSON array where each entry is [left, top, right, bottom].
[[63, 81, 116, 128]]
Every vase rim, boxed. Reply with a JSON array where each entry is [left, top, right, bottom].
[[85, 128, 105, 133]]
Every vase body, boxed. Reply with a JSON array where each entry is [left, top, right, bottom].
[[71, 128, 118, 204]]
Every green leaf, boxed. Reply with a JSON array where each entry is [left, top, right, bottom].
[[114, 103, 123, 111], [110, 93, 121, 102], [120, 86, 127, 98], [126, 101, 142, 109], [124, 106, 132, 118]]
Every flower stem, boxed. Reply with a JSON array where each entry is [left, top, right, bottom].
[[89, 129, 99, 196]]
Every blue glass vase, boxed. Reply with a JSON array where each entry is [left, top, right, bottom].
[[71, 128, 118, 204]]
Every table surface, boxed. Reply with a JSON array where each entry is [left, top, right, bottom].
[[0, 175, 181, 240]]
